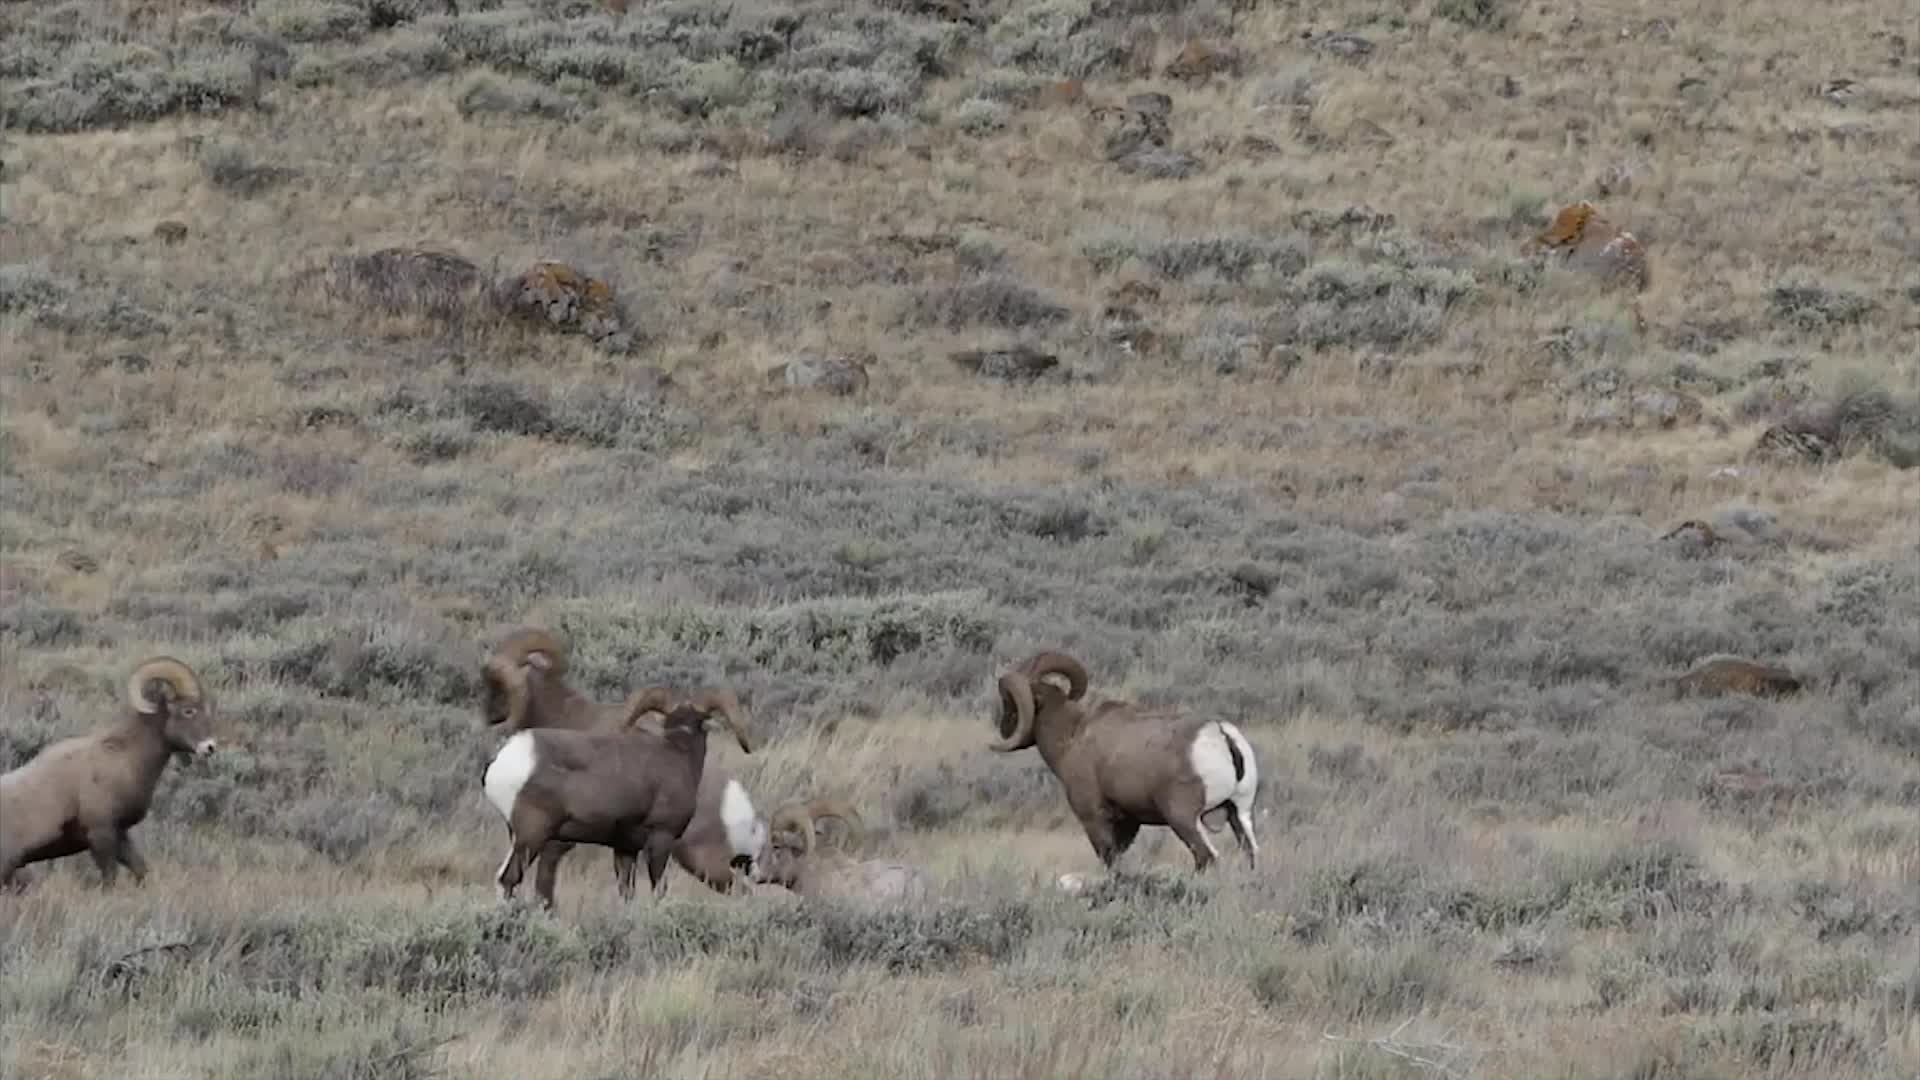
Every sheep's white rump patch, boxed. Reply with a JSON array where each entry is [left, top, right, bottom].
[[1189, 722, 1245, 810], [719, 778, 764, 860], [483, 732, 538, 824]]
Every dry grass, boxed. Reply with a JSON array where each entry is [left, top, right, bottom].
[[3, 0, 1919, 1076]]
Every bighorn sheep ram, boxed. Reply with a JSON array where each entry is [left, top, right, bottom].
[[479, 627, 769, 895], [1, 658, 218, 889], [482, 685, 754, 911], [990, 651, 1259, 873], [749, 798, 931, 903]]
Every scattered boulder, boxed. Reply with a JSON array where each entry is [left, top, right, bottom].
[[1751, 424, 1838, 465], [1527, 200, 1650, 292], [493, 259, 631, 352], [1164, 41, 1242, 82], [950, 345, 1058, 381], [326, 247, 487, 320], [1817, 78, 1862, 106], [151, 221, 189, 245], [1126, 92, 1173, 119], [1670, 655, 1804, 699], [1087, 101, 1170, 159], [1113, 148, 1203, 179], [768, 353, 871, 396], [1657, 519, 1721, 555], [1303, 30, 1375, 63], [54, 548, 99, 574], [1291, 205, 1396, 235]]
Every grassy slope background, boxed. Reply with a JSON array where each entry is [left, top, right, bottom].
[[2, 0, 1919, 1076]]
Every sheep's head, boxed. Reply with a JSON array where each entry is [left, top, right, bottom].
[[751, 798, 863, 889], [989, 651, 1089, 752], [625, 686, 756, 753], [127, 657, 216, 757], [479, 627, 568, 730]]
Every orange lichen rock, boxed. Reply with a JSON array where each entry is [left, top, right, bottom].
[[1671, 655, 1803, 699], [495, 259, 629, 349], [1528, 200, 1651, 291]]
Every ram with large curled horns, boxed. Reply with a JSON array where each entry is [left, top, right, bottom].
[[481, 684, 755, 911], [479, 627, 770, 895], [749, 797, 931, 903], [989, 651, 1259, 874], [1, 657, 219, 889]]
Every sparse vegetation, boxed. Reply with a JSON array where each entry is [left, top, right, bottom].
[[2, 0, 1917, 1074]]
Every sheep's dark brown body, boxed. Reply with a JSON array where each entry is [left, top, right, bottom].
[[483, 689, 754, 911], [992, 652, 1259, 874], [0, 658, 217, 889], [1672, 655, 1803, 699], [479, 628, 766, 896]]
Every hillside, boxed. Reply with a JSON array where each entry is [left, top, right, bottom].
[[2, 0, 1918, 1076]]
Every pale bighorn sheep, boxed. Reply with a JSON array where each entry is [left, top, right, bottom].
[[749, 798, 931, 903], [479, 627, 768, 895], [990, 651, 1259, 873], [1, 657, 218, 889], [482, 686, 755, 911]]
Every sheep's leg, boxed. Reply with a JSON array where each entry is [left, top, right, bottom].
[[612, 850, 639, 901], [1223, 802, 1258, 870], [116, 832, 150, 884], [534, 843, 570, 903], [643, 832, 674, 898], [1167, 815, 1219, 873], [1081, 814, 1126, 870], [84, 826, 123, 887], [497, 843, 529, 900]]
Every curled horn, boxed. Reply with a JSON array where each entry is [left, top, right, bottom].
[[768, 802, 818, 854], [1023, 651, 1088, 701], [622, 686, 678, 727], [990, 669, 1036, 752], [690, 687, 755, 753], [801, 798, 865, 850], [127, 657, 203, 715], [491, 627, 569, 677]]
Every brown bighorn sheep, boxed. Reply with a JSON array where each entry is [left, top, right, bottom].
[[749, 798, 932, 903], [482, 686, 754, 911], [479, 627, 768, 895], [1, 657, 218, 889], [990, 651, 1259, 873]]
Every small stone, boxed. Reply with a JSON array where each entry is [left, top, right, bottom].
[[1304, 30, 1375, 63], [55, 548, 99, 574], [152, 221, 189, 244], [1113, 148, 1203, 179], [951, 345, 1058, 381], [1126, 92, 1173, 118], [769, 354, 870, 396]]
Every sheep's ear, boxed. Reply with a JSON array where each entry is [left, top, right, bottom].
[[144, 678, 179, 707]]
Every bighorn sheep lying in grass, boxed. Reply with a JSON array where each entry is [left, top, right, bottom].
[[1, 658, 217, 889], [479, 627, 768, 895], [482, 686, 754, 910], [990, 651, 1258, 873], [749, 798, 932, 903]]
